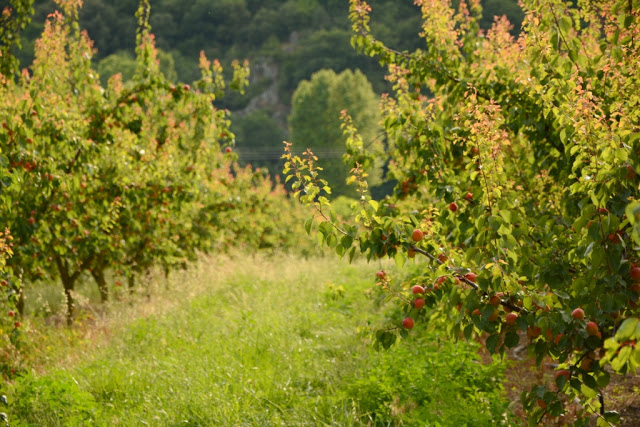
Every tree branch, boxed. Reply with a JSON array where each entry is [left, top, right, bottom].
[[409, 244, 526, 314]]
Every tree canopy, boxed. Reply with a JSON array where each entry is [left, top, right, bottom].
[[286, 0, 640, 423], [289, 68, 383, 197]]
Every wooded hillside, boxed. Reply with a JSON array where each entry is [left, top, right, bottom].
[[6, 0, 523, 186]]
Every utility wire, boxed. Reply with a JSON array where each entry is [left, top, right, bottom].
[[235, 147, 347, 161]]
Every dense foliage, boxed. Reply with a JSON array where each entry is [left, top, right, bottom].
[[289, 68, 383, 197], [4, 0, 523, 177], [0, 0, 316, 391], [285, 0, 640, 424]]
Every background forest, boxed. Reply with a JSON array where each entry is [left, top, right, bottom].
[[5, 0, 523, 195]]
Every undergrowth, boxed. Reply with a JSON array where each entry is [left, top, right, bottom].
[[5, 254, 514, 426]]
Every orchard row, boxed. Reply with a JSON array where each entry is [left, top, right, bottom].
[[0, 0, 310, 378]]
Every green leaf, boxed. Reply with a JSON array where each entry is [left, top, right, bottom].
[[394, 251, 406, 268], [582, 373, 598, 390], [595, 370, 610, 388], [604, 411, 621, 424], [340, 235, 353, 249], [616, 317, 639, 341], [463, 323, 474, 341], [555, 374, 568, 389], [379, 331, 396, 350], [304, 217, 313, 235], [486, 333, 500, 354], [348, 247, 356, 263], [581, 383, 598, 399], [505, 331, 520, 348], [611, 346, 632, 371]]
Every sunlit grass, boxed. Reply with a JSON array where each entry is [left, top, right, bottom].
[[9, 254, 515, 426]]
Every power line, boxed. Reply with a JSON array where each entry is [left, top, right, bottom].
[[235, 147, 347, 161]]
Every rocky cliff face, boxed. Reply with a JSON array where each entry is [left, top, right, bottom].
[[238, 58, 288, 127], [237, 32, 303, 131]]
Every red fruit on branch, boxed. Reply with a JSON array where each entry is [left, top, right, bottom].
[[412, 285, 425, 294], [631, 267, 640, 282], [626, 165, 636, 179], [527, 326, 541, 339], [376, 270, 386, 280], [489, 295, 501, 306], [554, 370, 570, 381], [505, 312, 518, 324], [28, 217, 35, 224], [572, 308, 585, 320], [225, 147, 232, 153], [414, 298, 425, 310], [8, 311, 15, 317], [448, 202, 458, 212], [411, 229, 424, 242], [464, 272, 477, 283], [402, 317, 415, 329], [586, 321, 599, 336], [546, 329, 554, 341]]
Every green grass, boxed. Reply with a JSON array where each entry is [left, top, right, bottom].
[[7, 255, 515, 426]]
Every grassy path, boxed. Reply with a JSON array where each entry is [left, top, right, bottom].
[[8, 255, 515, 426]]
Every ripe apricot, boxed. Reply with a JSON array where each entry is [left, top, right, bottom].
[[402, 317, 415, 329]]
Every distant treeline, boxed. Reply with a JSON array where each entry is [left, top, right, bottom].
[[11, 0, 522, 100], [5, 0, 523, 186]]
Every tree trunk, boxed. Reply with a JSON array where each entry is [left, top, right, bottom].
[[128, 274, 135, 295], [91, 268, 109, 303], [16, 283, 24, 317], [54, 255, 92, 326], [63, 282, 74, 327], [163, 265, 170, 289], [144, 268, 152, 300]]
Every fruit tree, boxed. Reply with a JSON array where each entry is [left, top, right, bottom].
[[284, 0, 640, 423], [0, 0, 254, 330]]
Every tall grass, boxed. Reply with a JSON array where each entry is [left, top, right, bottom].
[[7, 254, 515, 426]]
